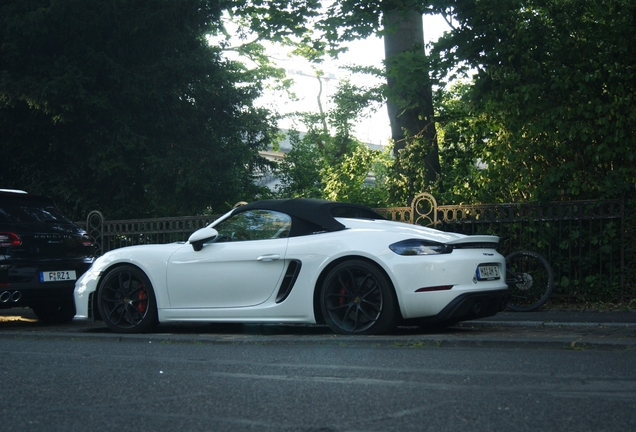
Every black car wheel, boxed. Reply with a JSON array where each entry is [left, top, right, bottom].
[[320, 260, 397, 335], [97, 265, 158, 333]]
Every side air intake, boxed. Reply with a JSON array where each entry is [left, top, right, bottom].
[[275, 260, 302, 303]]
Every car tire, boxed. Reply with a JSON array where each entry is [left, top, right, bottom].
[[97, 265, 158, 333], [320, 259, 398, 335], [32, 298, 76, 324]]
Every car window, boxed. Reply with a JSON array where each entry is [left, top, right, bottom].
[[0, 199, 73, 224], [214, 210, 291, 242]]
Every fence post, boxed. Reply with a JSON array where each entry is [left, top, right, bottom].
[[410, 193, 438, 227], [86, 210, 104, 255]]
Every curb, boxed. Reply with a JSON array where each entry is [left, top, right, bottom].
[[463, 320, 636, 329], [2, 325, 635, 351]]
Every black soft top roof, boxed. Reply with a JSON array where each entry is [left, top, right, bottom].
[[232, 198, 384, 234]]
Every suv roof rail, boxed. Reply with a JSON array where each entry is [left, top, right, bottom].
[[0, 189, 28, 194]]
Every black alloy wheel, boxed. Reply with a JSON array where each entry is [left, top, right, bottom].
[[320, 260, 397, 335], [97, 265, 158, 333]]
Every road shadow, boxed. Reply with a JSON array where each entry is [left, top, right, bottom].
[[1, 307, 477, 336]]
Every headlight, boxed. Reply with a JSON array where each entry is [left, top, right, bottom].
[[389, 239, 453, 256]]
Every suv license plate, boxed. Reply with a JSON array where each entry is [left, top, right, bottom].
[[40, 270, 77, 282], [477, 265, 500, 281]]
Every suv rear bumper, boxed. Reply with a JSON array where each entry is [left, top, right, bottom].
[[0, 282, 76, 308], [1, 259, 92, 308]]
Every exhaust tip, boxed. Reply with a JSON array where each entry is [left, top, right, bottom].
[[0, 291, 10, 303], [472, 301, 483, 314], [1, 290, 22, 303]]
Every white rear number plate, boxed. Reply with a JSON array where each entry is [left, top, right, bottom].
[[40, 271, 77, 282], [477, 265, 500, 281]]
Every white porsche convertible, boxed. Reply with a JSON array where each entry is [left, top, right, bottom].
[[74, 198, 509, 335]]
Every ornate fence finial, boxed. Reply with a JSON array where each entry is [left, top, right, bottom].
[[411, 193, 438, 227], [86, 210, 104, 256]]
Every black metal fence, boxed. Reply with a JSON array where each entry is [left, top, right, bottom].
[[375, 193, 631, 303], [82, 193, 634, 303], [82, 211, 220, 255]]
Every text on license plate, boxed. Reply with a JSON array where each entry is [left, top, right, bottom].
[[40, 270, 77, 282], [476, 265, 500, 281]]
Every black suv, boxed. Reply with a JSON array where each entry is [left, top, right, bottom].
[[0, 190, 96, 323]]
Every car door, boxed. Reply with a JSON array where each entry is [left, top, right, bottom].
[[166, 209, 291, 308]]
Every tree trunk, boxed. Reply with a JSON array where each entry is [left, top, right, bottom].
[[383, 8, 441, 185]]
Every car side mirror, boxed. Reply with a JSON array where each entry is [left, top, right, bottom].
[[188, 227, 219, 251]]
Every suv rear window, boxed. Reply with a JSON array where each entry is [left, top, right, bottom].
[[0, 196, 73, 224]]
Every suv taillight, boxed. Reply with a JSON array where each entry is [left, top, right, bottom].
[[0, 232, 21, 247], [81, 234, 95, 248]]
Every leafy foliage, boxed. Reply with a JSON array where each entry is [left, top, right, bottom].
[[275, 77, 392, 207], [223, 0, 321, 43], [275, 127, 325, 199], [315, 2, 443, 204], [0, 0, 285, 219], [431, 0, 636, 202], [322, 143, 392, 206], [3, 0, 635, 222]]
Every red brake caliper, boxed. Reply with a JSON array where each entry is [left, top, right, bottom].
[[137, 284, 148, 313], [338, 287, 346, 306]]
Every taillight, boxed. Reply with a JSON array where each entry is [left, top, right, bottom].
[[0, 232, 21, 247], [81, 234, 95, 247], [389, 239, 453, 256]]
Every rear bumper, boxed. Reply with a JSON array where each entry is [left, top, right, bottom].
[[413, 289, 510, 325], [0, 283, 76, 308], [1, 260, 93, 308]]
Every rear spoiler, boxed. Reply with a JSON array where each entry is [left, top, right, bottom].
[[447, 235, 500, 247]]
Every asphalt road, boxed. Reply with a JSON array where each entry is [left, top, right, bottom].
[[1, 308, 635, 431], [2, 326, 635, 432]]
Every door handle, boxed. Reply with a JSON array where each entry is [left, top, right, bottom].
[[257, 254, 280, 262]]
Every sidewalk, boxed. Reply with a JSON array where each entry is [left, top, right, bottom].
[[451, 309, 636, 351], [469, 309, 636, 327]]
